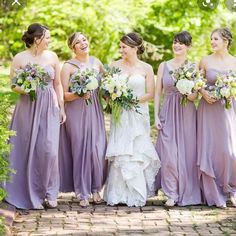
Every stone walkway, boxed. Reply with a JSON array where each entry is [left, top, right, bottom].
[[6, 117, 236, 235], [11, 193, 236, 236]]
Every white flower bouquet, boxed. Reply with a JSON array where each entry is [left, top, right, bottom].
[[99, 66, 139, 123], [170, 61, 206, 106], [12, 63, 50, 101], [69, 68, 99, 105], [208, 70, 236, 109]]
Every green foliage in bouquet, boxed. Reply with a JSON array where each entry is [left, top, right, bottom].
[[12, 63, 50, 101], [100, 65, 140, 124]]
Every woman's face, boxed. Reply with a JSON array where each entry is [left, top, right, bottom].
[[35, 30, 50, 50], [211, 32, 228, 52], [172, 40, 189, 56], [73, 34, 89, 55], [119, 41, 137, 59]]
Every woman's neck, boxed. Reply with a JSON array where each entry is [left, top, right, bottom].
[[172, 54, 187, 65], [75, 54, 90, 63], [214, 49, 230, 60], [122, 56, 139, 67], [169, 55, 187, 69], [28, 47, 44, 57]]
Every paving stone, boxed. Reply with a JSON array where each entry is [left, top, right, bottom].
[[11, 193, 236, 236]]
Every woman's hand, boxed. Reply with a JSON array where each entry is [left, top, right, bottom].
[[83, 91, 91, 100], [60, 108, 66, 124], [187, 91, 198, 102], [155, 116, 163, 130], [200, 89, 217, 104]]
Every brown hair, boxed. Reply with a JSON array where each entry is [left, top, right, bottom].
[[173, 31, 192, 46], [211, 28, 233, 49], [22, 23, 48, 48], [120, 32, 145, 55]]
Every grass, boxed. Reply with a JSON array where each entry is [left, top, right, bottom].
[[149, 102, 154, 126]]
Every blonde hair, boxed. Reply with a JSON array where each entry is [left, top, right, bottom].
[[67, 32, 84, 49], [211, 28, 233, 49]]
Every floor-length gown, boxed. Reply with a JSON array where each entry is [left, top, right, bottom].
[[59, 57, 107, 200], [197, 68, 236, 207], [104, 73, 160, 207], [156, 62, 202, 206], [4, 65, 60, 209]]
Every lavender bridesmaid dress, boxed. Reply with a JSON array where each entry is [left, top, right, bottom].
[[197, 69, 236, 207], [59, 57, 107, 200], [155, 62, 202, 206], [4, 65, 60, 209]]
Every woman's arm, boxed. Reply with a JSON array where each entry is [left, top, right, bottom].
[[52, 53, 66, 124], [154, 62, 164, 130], [97, 58, 105, 74], [10, 55, 27, 94], [138, 64, 155, 103]]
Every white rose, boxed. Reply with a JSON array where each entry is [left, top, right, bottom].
[[220, 87, 231, 98], [107, 83, 115, 93], [87, 78, 98, 90], [116, 89, 122, 97], [176, 79, 194, 95]]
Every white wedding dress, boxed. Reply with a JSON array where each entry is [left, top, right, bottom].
[[104, 74, 161, 207]]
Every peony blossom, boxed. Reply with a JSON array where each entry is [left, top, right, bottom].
[[176, 79, 194, 95]]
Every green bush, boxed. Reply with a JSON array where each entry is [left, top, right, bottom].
[[0, 71, 15, 235], [0, 94, 14, 197], [0, 0, 154, 63]]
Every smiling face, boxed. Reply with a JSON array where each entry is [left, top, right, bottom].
[[73, 34, 89, 55], [119, 41, 137, 60], [35, 30, 50, 50], [172, 40, 189, 56], [211, 32, 228, 52]]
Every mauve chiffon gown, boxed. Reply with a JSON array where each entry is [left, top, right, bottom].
[[4, 65, 60, 209], [59, 57, 107, 200], [197, 68, 236, 207], [155, 62, 202, 206]]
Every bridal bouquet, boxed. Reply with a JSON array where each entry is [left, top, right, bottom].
[[208, 70, 236, 109], [12, 63, 50, 101], [100, 65, 139, 123], [69, 68, 99, 105], [170, 61, 206, 106]]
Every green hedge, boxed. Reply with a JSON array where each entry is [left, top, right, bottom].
[[1, 0, 235, 69]]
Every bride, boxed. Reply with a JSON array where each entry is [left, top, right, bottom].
[[104, 32, 161, 207]]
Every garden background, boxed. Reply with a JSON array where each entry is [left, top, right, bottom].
[[0, 0, 236, 234]]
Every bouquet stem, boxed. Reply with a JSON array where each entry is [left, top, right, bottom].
[[85, 98, 92, 105], [224, 98, 232, 109], [180, 95, 188, 106], [111, 102, 122, 124], [29, 90, 36, 101]]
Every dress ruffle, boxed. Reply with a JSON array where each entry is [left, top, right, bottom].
[[104, 110, 160, 207]]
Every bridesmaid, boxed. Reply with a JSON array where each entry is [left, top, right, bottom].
[[198, 28, 236, 208], [4, 23, 66, 209], [59, 32, 107, 207], [155, 31, 202, 207]]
